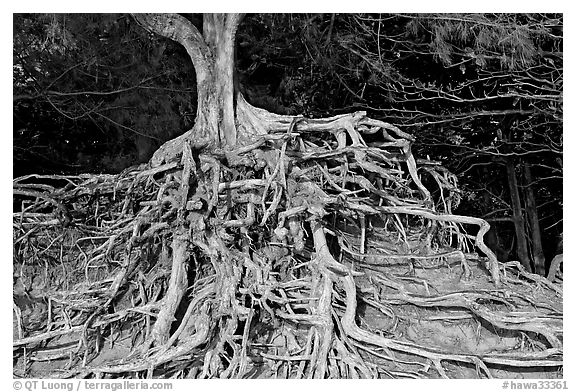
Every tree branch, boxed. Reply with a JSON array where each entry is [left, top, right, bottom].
[[131, 13, 210, 75]]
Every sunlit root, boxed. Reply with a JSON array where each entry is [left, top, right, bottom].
[[13, 107, 562, 378]]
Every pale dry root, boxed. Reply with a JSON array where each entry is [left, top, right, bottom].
[[13, 104, 562, 378]]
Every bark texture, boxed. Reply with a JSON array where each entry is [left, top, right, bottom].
[[132, 13, 240, 153]]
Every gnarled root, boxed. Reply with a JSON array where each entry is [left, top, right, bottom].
[[13, 106, 562, 378]]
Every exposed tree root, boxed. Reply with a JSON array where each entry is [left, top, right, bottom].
[[13, 107, 562, 378]]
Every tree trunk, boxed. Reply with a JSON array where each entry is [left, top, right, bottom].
[[505, 159, 531, 271], [523, 163, 546, 275], [481, 167, 509, 263], [132, 13, 243, 164], [202, 14, 242, 147]]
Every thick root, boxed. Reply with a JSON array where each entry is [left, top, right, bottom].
[[13, 107, 562, 378]]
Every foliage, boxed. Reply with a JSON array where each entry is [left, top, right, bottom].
[[13, 14, 197, 175]]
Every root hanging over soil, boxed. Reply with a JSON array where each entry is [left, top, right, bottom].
[[13, 108, 562, 378]]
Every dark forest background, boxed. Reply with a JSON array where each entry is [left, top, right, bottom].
[[13, 13, 563, 275]]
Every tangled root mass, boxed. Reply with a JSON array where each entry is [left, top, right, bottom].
[[13, 111, 562, 378]]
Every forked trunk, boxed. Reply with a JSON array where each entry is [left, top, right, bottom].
[[132, 13, 242, 161]]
